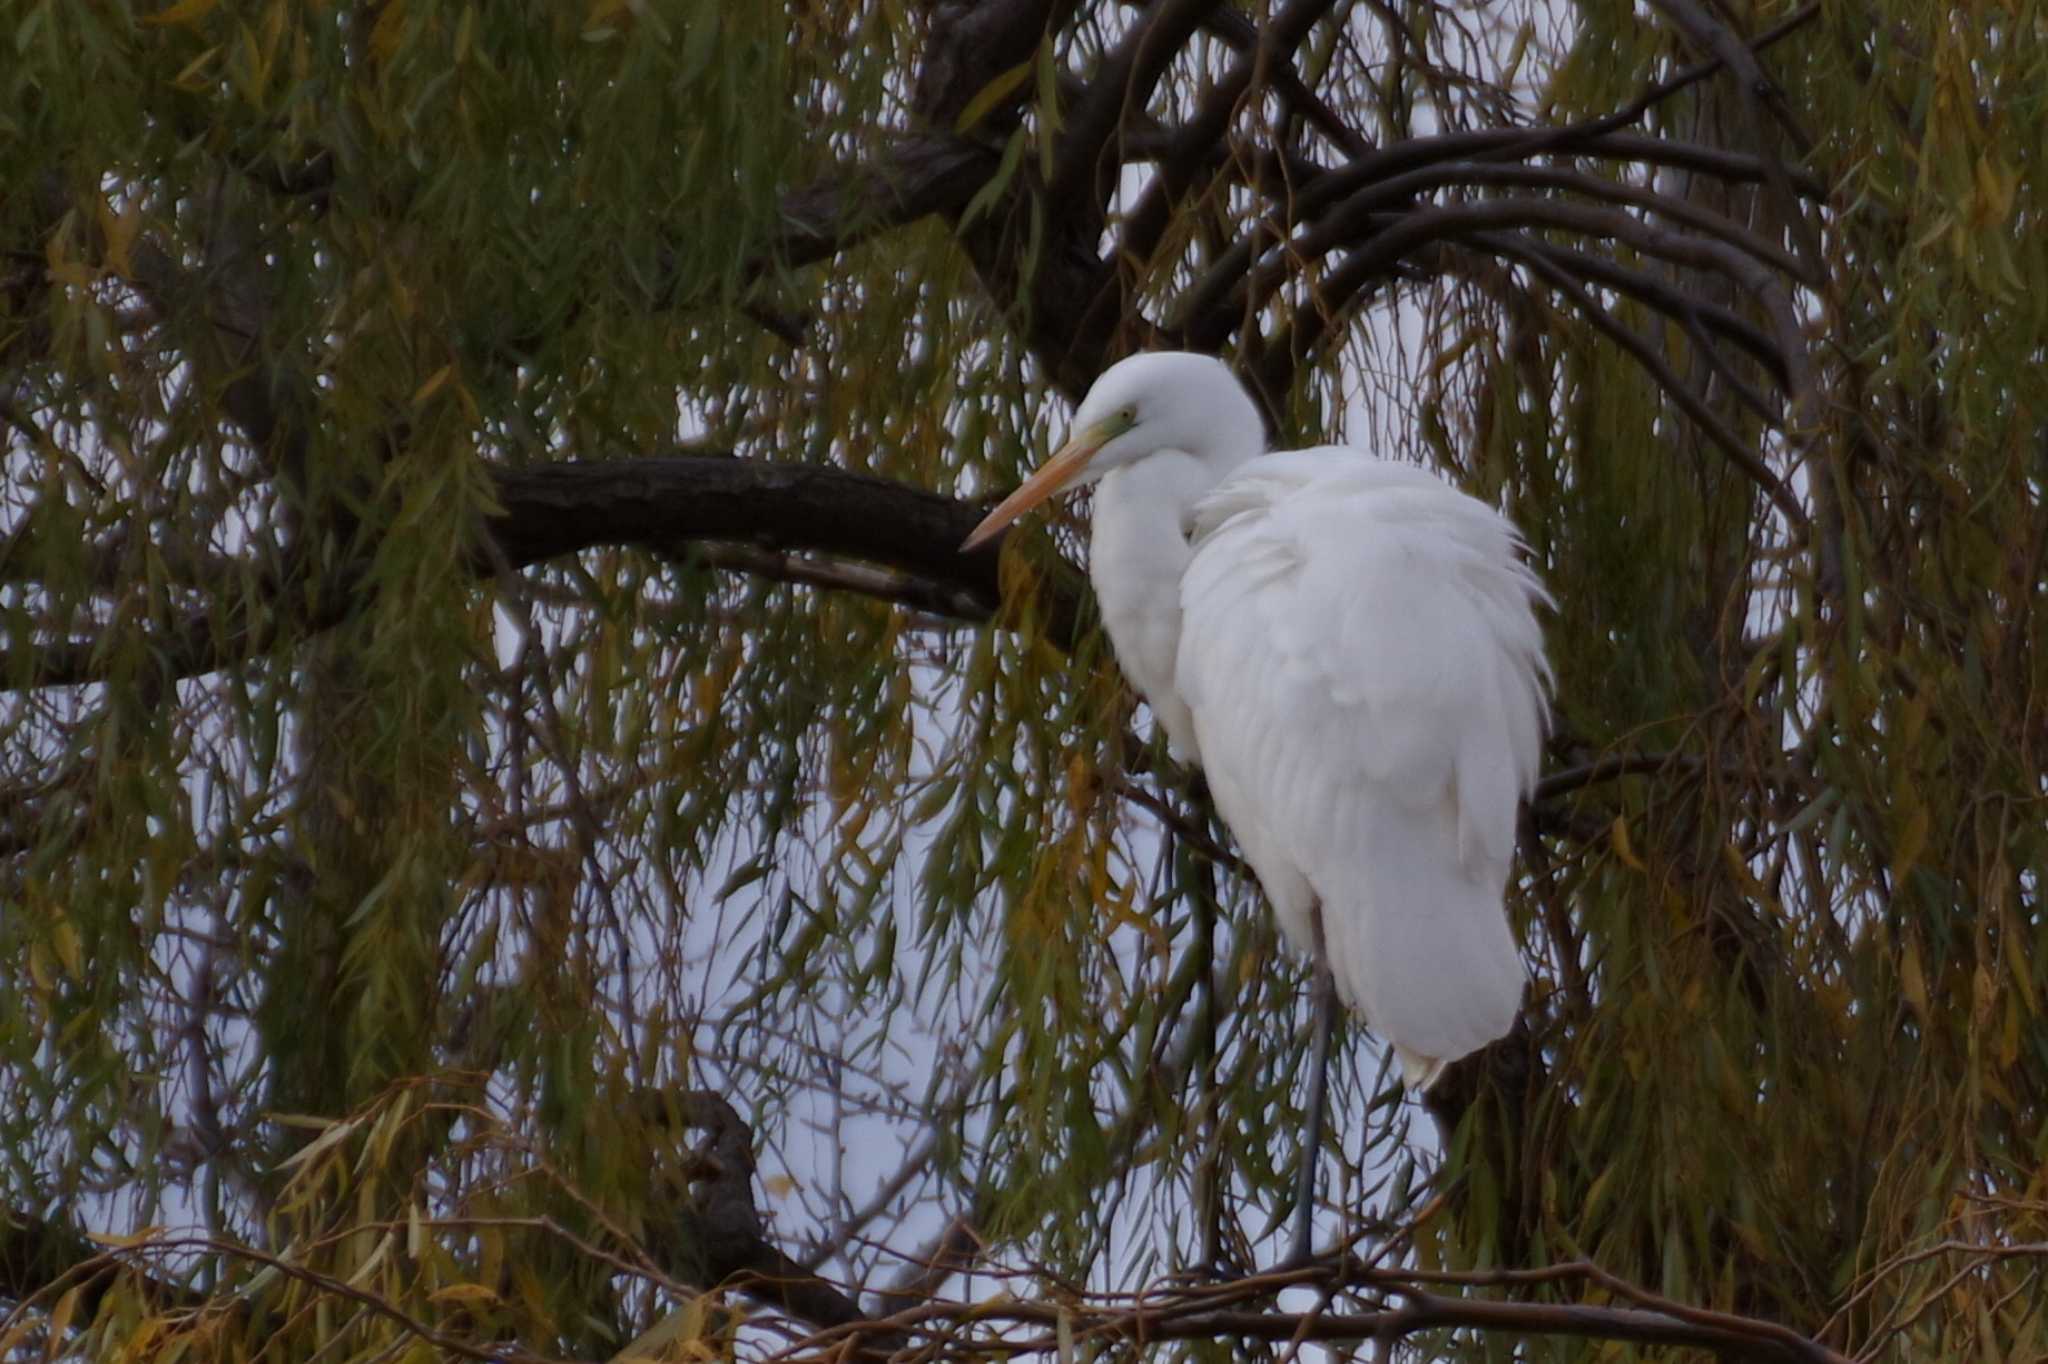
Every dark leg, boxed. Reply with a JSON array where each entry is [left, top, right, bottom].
[[1290, 904, 1337, 1267]]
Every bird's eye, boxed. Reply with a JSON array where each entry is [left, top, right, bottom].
[[1121, 405, 1137, 425]]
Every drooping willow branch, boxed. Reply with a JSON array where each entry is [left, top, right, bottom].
[[1474, 230, 1801, 520]]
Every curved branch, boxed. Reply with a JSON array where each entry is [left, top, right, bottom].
[[1464, 229, 1810, 535], [1480, 234, 1788, 383], [1117, 0, 1345, 273], [1049, 0, 1223, 211], [1259, 199, 1810, 456], [1644, 0, 1826, 276], [1282, 160, 1813, 295], [1175, 126, 1822, 342], [1474, 231, 1794, 464]]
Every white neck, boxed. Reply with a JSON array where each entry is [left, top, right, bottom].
[[1088, 445, 1253, 760]]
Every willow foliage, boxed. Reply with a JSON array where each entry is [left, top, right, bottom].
[[1, 0, 2044, 1361]]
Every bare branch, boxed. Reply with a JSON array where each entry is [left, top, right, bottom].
[[780, 1254, 1853, 1362], [769, 136, 1004, 271], [1117, 0, 1345, 282], [1175, 125, 1823, 345], [1050, 0, 1225, 212], [0, 455, 1093, 690]]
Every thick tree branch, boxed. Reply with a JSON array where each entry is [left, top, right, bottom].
[[1277, 160, 1813, 295], [0, 455, 1091, 690], [770, 136, 1004, 271], [1643, 0, 1826, 278], [1049, 0, 1223, 211], [913, 0, 1077, 131], [1241, 199, 1810, 536], [1099, 0, 1343, 352], [1472, 233, 1789, 382], [638, 1090, 896, 1344], [491, 456, 989, 589]]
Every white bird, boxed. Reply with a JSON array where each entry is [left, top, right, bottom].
[[963, 352, 1550, 1259]]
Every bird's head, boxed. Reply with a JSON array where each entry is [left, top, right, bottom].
[[961, 352, 1263, 551]]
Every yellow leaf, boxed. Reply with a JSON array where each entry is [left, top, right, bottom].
[[1892, 800, 1929, 885], [1900, 939, 1930, 1024], [761, 1174, 797, 1198], [609, 1295, 712, 1364], [46, 1282, 83, 1345], [241, 15, 272, 102], [2002, 902, 2037, 1014], [171, 45, 220, 91], [411, 363, 454, 408], [954, 61, 1032, 133], [1972, 963, 1996, 1034], [1609, 815, 1645, 872], [276, 1112, 362, 1171], [26, 943, 52, 993], [427, 1283, 503, 1309], [1063, 752, 1093, 818], [143, 0, 221, 25], [370, 0, 406, 64], [1973, 154, 2016, 223], [95, 194, 145, 279], [51, 916, 82, 980], [88, 1225, 167, 1248], [44, 228, 95, 288]]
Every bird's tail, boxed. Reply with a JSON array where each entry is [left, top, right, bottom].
[[1320, 791, 1525, 1089]]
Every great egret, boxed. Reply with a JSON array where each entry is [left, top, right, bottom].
[[962, 352, 1551, 1262]]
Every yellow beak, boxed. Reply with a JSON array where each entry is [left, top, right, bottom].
[[960, 418, 1121, 552]]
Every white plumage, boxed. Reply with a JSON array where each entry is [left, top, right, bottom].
[[964, 352, 1551, 1090]]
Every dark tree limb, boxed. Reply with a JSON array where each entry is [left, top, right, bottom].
[[1174, 124, 1823, 347], [1231, 199, 1802, 365], [1472, 230, 1805, 530], [1644, 0, 1827, 277], [909, 1, 1134, 396], [1279, 160, 1813, 292], [769, 135, 1005, 272], [1101, 0, 1344, 353], [491, 457, 993, 591], [0, 455, 1090, 691], [1469, 232, 1788, 382], [637, 1090, 897, 1343], [795, 1252, 1854, 1362], [1239, 200, 1810, 537], [1049, 0, 1224, 212], [912, 0, 1078, 132], [0, 1209, 204, 1328]]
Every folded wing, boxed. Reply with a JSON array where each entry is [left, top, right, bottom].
[[1178, 449, 1551, 1085]]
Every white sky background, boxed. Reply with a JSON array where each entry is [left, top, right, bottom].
[[0, 0, 1848, 1358]]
